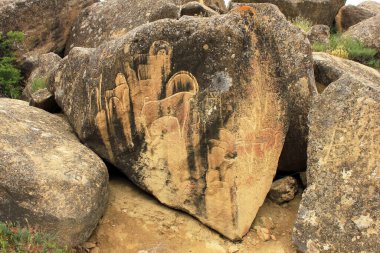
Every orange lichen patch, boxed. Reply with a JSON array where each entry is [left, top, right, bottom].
[[234, 6, 256, 15]]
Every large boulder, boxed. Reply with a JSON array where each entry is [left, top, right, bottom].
[[335, 5, 376, 32], [50, 5, 315, 240], [344, 15, 380, 51], [231, 0, 345, 26], [293, 53, 380, 252], [358, 1, 380, 14], [64, 0, 225, 55], [313, 52, 380, 93], [0, 98, 109, 246], [0, 0, 98, 60]]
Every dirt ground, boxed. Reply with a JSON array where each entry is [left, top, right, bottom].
[[89, 172, 301, 253]]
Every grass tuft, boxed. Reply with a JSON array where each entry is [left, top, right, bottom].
[[0, 221, 70, 253], [292, 16, 312, 32], [31, 77, 47, 92], [312, 34, 380, 69]]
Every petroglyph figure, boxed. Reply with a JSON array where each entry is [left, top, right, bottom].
[[94, 40, 285, 240]]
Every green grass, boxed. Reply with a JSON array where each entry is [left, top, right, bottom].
[[312, 34, 380, 69], [0, 31, 24, 98], [31, 77, 47, 92], [292, 16, 312, 33], [0, 222, 70, 253]]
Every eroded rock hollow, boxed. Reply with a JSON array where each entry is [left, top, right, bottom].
[[50, 5, 314, 240]]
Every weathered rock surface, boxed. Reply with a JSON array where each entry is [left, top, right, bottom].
[[359, 1, 380, 14], [313, 52, 380, 93], [294, 53, 380, 253], [0, 98, 109, 246], [0, 0, 97, 60], [29, 88, 61, 112], [231, 0, 345, 26], [344, 15, 380, 51], [50, 5, 314, 240], [64, 0, 225, 55], [269, 177, 298, 204], [22, 53, 62, 102], [335, 5, 376, 32], [232, 3, 317, 173], [90, 173, 301, 253], [307, 25, 330, 45]]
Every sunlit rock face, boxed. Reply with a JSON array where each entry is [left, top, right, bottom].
[[50, 5, 314, 240]]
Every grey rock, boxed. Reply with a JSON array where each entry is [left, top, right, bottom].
[[149, 2, 181, 22], [307, 25, 330, 44], [313, 52, 380, 94], [335, 5, 376, 32], [293, 53, 380, 253], [0, 98, 109, 246], [269, 176, 298, 204], [344, 15, 380, 51]]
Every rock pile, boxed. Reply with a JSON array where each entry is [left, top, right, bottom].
[[1, 0, 379, 252]]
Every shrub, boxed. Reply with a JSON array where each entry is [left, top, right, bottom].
[[0, 221, 70, 253], [312, 34, 380, 69], [292, 16, 312, 33], [0, 31, 24, 98], [31, 77, 47, 92]]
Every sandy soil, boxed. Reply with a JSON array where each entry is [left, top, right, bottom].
[[89, 172, 301, 253]]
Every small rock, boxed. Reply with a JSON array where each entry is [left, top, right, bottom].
[[258, 217, 275, 230], [307, 25, 330, 45], [269, 176, 298, 204], [228, 245, 239, 253], [255, 226, 271, 242]]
